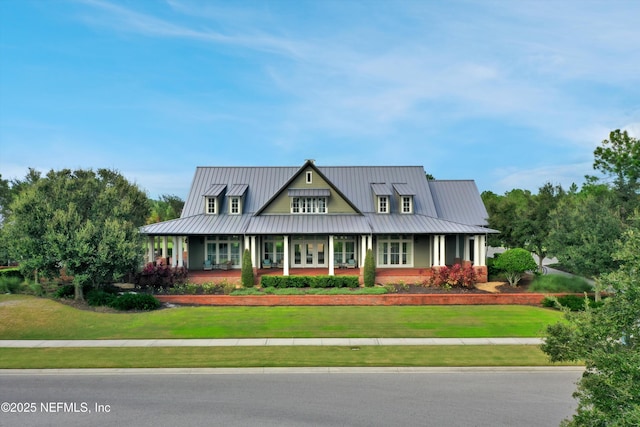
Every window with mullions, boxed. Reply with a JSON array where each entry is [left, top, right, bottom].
[[230, 197, 240, 214], [206, 197, 216, 214], [401, 196, 413, 214], [376, 234, 413, 267], [378, 196, 388, 213], [291, 197, 327, 214]]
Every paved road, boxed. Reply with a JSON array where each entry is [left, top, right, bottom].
[[0, 368, 581, 427]]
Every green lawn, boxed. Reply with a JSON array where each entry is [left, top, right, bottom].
[[0, 295, 572, 369], [0, 295, 563, 340], [0, 346, 579, 369]]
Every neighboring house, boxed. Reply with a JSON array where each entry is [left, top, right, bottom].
[[140, 160, 497, 282]]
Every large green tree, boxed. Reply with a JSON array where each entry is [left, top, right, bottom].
[[546, 187, 625, 279], [482, 189, 531, 249], [4, 168, 150, 300], [542, 219, 640, 426], [146, 194, 184, 224]]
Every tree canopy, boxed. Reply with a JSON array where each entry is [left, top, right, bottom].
[[3, 168, 150, 299]]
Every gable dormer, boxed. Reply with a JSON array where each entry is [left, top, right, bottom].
[[203, 184, 226, 215], [255, 160, 361, 215], [371, 183, 391, 214], [227, 184, 248, 215], [393, 183, 415, 214]]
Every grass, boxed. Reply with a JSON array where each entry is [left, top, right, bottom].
[[529, 274, 593, 293], [0, 295, 563, 340], [0, 346, 580, 369]]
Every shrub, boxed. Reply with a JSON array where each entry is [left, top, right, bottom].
[[260, 275, 359, 289], [0, 276, 22, 294], [109, 293, 161, 311], [241, 249, 255, 288], [493, 248, 537, 286], [542, 295, 604, 311], [0, 267, 23, 281], [134, 263, 188, 290], [86, 289, 117, 307], [363, 249, 376, 287], [430, 264, 477, 288], [530, 275, 593, 293], [54, 283, 93, 299]]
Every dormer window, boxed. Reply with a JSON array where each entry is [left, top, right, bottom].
[[306, 171, 313, 184], [378, 196, 389, 214], [230, 197, 240, 214], [206, 197, 217, 214], [401, 196, 413, 214]]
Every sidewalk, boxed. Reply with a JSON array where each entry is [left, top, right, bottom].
[[0, 338, 542, 348]]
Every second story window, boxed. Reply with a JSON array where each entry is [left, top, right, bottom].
[[291, 197, 327, 214], [206, 197, 217, 214], [401, 196, 413, 214], [230, 197, 240, 214], [378, 196, 388, 214], [306, 171, 313, 184]]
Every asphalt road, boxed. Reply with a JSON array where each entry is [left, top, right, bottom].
[[0, 368, 581, 427]]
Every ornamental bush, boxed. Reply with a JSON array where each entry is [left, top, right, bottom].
[[135, 263, 188, 290], [363, 249, 376, 287], [241, 249, 255, 288], [108, 293, 161, 311], [493, 248, 537, 286], [260, 275, 359, 288], [430, 264, 477, 288]]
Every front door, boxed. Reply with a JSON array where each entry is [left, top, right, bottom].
[[292, 238, 327, 268]]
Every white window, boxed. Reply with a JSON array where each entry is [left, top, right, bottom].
[[378, 196, 388, 213], [401, 196, 413, 214], [291, 197, 327, 214], [306, 171, 313, 184], [206, 197, 216, 214], [230, 197, 240, 214], [377, 234, 413, 267]]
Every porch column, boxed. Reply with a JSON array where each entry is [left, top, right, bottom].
[[172, 236, 178, 266], [361, 235, 367, 266], [473, 235, 480, 266], [283, 235, 289, 276], [328, 235, 335, 276], [432, 235, 440, 266], [479, 234, 486, 267], [148, 236, 154, 263], [464, 235, 470, 263], [439, 234, 446, 266], [162, 236, 168, 263], [250, 236, 257, 268], [177, 236, 184, 267]]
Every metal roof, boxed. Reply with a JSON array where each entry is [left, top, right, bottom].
[[288, 188, 331, 197], [202, 184, 226, 197], [428, 180, 489, 226], [392, 183, 415, 196], [227, 184, 248, 197], [144, 164, 495, 236]]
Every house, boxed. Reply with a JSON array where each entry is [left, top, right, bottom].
[[140, 160, 497, 283]]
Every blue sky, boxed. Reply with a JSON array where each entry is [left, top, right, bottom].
[[1, 0, 639, 199]]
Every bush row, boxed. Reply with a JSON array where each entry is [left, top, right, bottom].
[[260, 275, 359, 289], [542, 294, 605, 311], [52, 284, 161, 311], [427, 264, 477, 288]]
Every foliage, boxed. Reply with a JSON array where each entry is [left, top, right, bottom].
[[0, 276, 22, 294], [135, 263, 188, 290], [167, 282, 235, 295], [541, 219, 640, 426], [3, 168, 150, 300], [546, 190, 625, 279], [259, 275, 359, 289], [54, 283, 93, 299], [363, 248, 376, 287], [493, 248, 537, 286], [108, 293, 161, 311], [86, 289, 117, 307], [146, 194, 184, 224], [541, 295, 603, 312], [231, 286, 388, 296], [241, 249, 254, 288], [529, 275, 593, 293], [429, 264, 477, 288]]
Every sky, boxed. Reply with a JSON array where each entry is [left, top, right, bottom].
[[1, 0, 639, 199]]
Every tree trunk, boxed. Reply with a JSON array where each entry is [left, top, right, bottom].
[[74, 283, 84, 301]]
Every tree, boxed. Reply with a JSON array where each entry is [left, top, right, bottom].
[[482, 189, 531, 249], [493, 248, 537, 286], [546, 188, 625, 279], [241, 249, 254, 288], [541, 219, 640, 426], [363, 249, 376, 287], [593, 129, 640, 221], [146, 194, 184, 224], [3, 168, 150, 300]]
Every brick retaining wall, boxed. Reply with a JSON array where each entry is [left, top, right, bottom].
[[156, 292, 566, 306]]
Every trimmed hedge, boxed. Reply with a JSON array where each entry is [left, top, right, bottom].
[[260, 275, 359, 289], [542, 294, 605, 311], [108, 293, 161, 311]]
